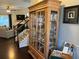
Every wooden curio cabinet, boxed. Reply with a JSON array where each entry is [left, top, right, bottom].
[[28, 0, 60, 59]]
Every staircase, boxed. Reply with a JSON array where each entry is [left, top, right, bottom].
[[13, 19, 29, 43]]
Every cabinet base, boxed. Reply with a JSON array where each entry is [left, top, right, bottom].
[[28, 46, 45, 59]]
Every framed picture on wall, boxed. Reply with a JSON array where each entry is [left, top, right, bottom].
[[63, 5, 79, 24]]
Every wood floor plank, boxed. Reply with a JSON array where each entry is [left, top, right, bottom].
[[0, 38, 33, 59]]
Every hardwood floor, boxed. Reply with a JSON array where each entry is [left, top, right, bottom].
[[0, 38, 33, 59]]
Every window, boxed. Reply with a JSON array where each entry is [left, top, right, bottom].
[[0, 15, 10, 27]]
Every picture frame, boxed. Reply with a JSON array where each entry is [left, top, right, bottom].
[[62, 42, 72, 54], [68, 11, 75, 19], [63, 5, 79, 24]]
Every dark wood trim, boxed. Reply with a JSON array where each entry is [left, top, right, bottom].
[[9, 14, 12, 29]]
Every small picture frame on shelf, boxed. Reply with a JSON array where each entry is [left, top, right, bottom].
[[62, 42, 73, 55], [63, 5, 79, 24]]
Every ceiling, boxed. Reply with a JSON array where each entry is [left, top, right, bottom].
[[0, 0, 31, 14]]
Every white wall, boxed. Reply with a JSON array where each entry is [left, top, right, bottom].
[[58, 6, 79, 48], [59, 0, 79, 7], [11, 14, 17, 26], [58, 0, 79, 48], [58, 1, 79, 59]]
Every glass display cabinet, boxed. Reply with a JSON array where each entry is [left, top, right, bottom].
[[28, 0, 60, 59]]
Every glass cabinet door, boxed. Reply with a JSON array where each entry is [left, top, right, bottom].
[[49, 11, 57, 52], [30, 12, 37, 47], [30, 10, 45, 54], [37, 11, 45, 54]]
